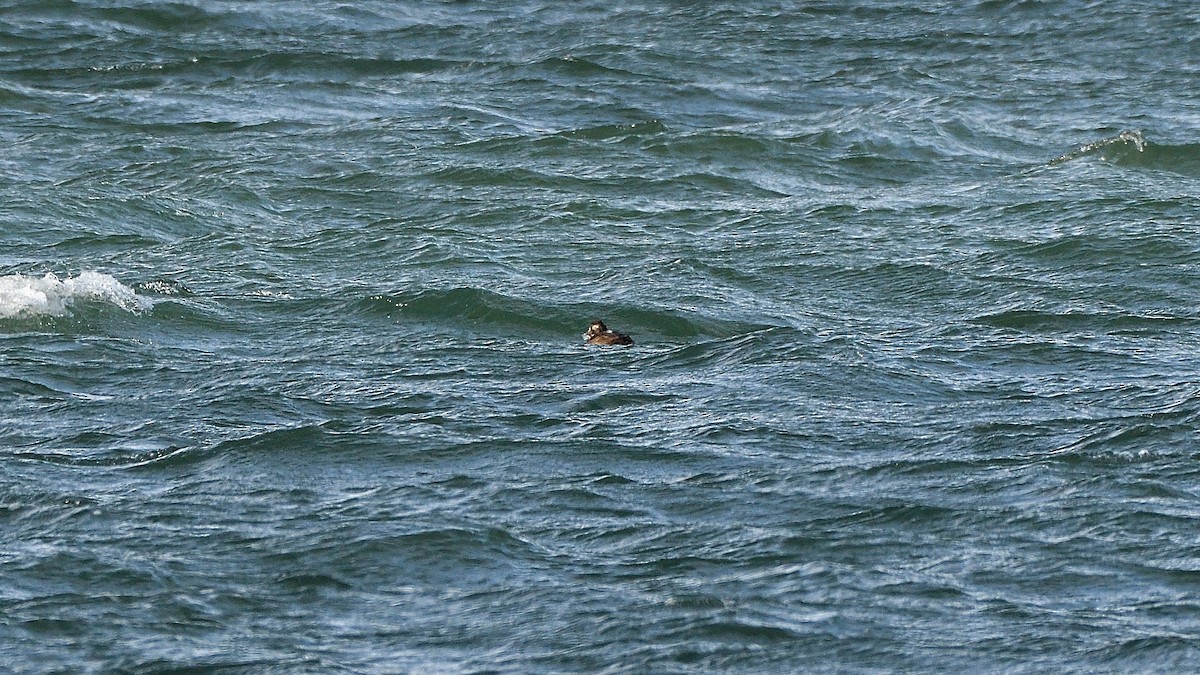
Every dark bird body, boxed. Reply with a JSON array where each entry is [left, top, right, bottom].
[[583, 320, 633, 346]]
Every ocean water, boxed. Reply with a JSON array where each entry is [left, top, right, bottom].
[[3, 1, 1200, 672]]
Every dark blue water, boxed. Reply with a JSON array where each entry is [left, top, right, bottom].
[[3, 1, 1200, 672]]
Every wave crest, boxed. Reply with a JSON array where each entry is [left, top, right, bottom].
[[1047, 130, 1200, 177], [0, 272, 152, 319], [1049, 130, 1146, 166]]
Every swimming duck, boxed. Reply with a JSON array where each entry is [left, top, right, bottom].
[[583, 319, 634, 346]]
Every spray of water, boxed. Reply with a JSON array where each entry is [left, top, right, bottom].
[[0, 271, 153, 319]]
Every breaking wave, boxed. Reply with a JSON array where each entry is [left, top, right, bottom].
[[1047, 130, 1200, 177], [0, 271, 152, 319], [1049, 130, 1147, 166]]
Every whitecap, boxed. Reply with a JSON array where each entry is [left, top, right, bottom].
[[0, 271, 153, 319]]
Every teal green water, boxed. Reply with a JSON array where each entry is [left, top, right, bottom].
[[3, 1, 1200, 672]]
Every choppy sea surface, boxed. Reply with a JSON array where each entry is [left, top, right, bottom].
[[3, 1, 1200, 672]]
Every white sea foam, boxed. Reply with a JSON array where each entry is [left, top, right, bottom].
[[0, 271, 153, 319]]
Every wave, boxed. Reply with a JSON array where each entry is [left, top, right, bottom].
[[360, 287, 566, 334], [357, 286, 771, 341], [534, 54, 653, 80], [556, 119, 669, 141], [0, 272, 153, 320], [1049, 130, 1146, 166], [10, 444, 191, 470], [1113, 139, 1200, 178], [1048, 130, 1200, 177], [971, 308, 1198, 334]]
